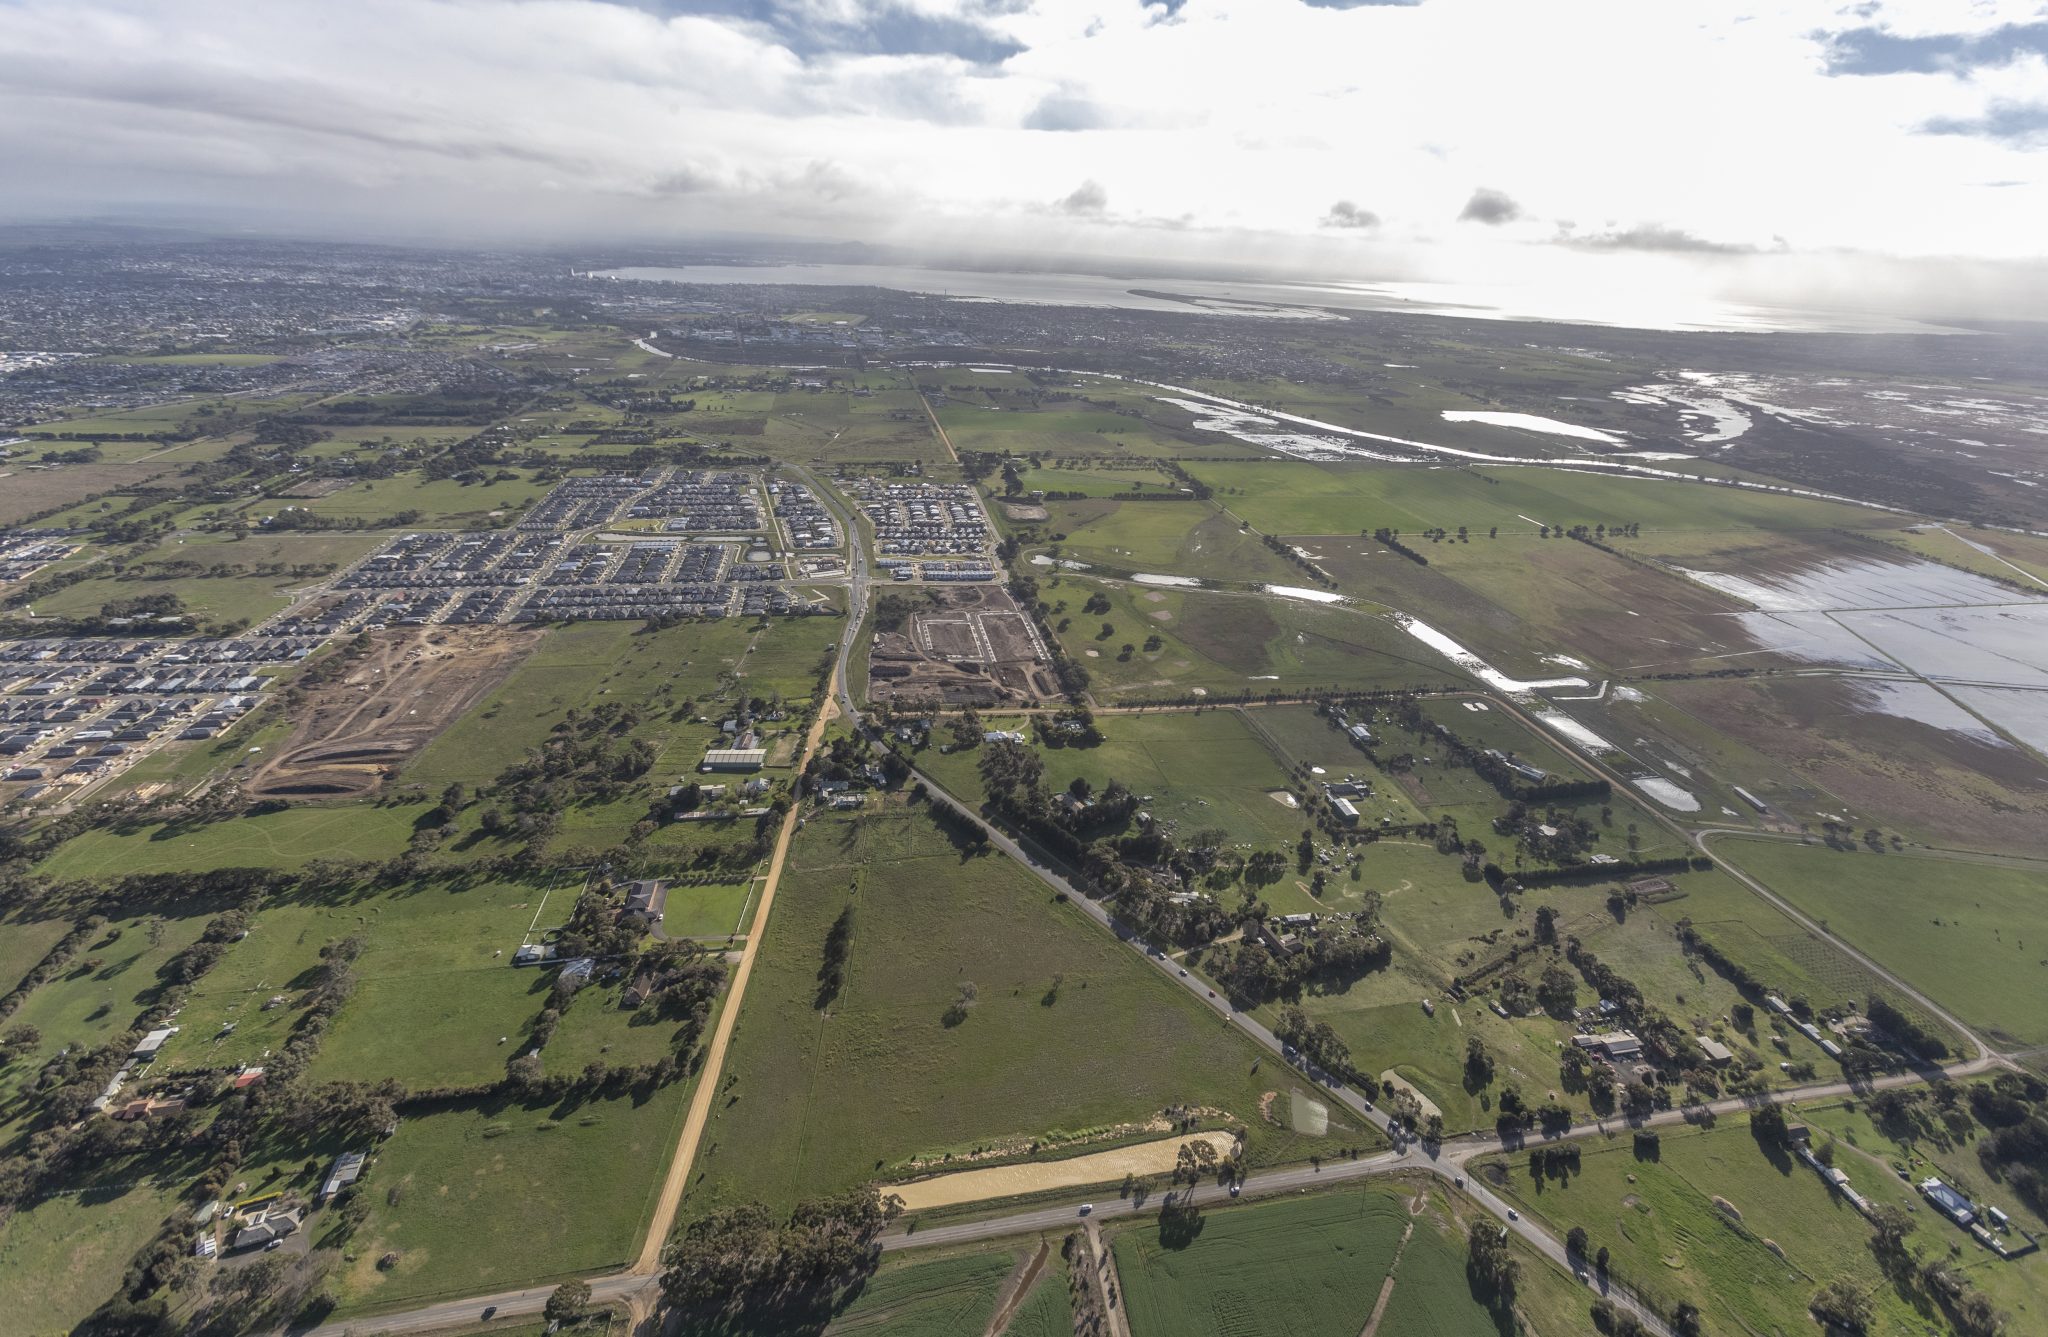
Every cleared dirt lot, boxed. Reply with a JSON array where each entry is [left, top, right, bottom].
[[890, 1131, 1236, 1211], [245, 626, 542, 799], [870, 585, 1056, 705]]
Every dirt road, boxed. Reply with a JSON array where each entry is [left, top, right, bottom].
[[630, 691, 839, 1275]]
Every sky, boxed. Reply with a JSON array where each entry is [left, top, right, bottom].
[[1, 0, 2045, 314]]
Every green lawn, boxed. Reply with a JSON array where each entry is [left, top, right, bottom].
[[1714, 839, 2048, 1048], [686, 800, 1360, 1218]]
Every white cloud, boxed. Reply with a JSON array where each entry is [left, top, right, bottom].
[[0, 0, 2039, 298]]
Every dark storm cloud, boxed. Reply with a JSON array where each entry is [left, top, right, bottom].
[[1059, 179, 1108, 215], [1920, 101, 2048, 146], [648, 0, 1025, 63], [1320, 199, 1379, 229], [1562, 223, 1757, 255], [1819, 21, 2048, 76], [1457, 187, 1519, 225]]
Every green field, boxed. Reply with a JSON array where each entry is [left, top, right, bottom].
[[1715, 839, 2048, 1048], [686, 800, 1360, 1217], [36, 802, 423, 880], [1187, 457, 1888, 539], [1040, 577, 1454, 700], [1012, 462, 1176, 497], [0, 1172, 189, 1336], [1478, 1112, 1956, 1337], [0, 907, 215, 1112], [338, 1083, 693, 1313], [819, 1250, 1012, 1335], [296, 469, 551, 525], [917, 708, 1314, 849], [1029, 499, 1296, 584], [1112, 1183, 1498, 1337]]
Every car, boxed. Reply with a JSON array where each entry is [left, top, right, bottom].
[[482, 1305, 498, 1319], [1078, 1203, 1093, 1216], [1206, 989, 1216, 997], [1229, 1182, 1242, 1197], [1506, 1209, 1519, 1221], [1177, 967, 1187, 977], [1454, 1175, 1465, 1188], [264, 1238, 283, 1251]]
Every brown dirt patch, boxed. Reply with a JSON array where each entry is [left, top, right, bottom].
[[891, 1132, 1235, 1211], [244, 626, 542, 799]]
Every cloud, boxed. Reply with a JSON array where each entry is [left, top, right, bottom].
[[1321, 199, 1379, 229], [1560, 223, 1760, 255], [1058, 178, 1107, 215], [1024, 91, 1105, 131], [1457, 187, 1519, 225], [1921, 101, 2048, 147], [1819, 21, 2048, 77], [1299, 0, 1423, 9], [650, 0, 1025, 64], [0, 0, 2040, 281]]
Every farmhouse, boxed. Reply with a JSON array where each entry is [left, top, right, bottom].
[[1695, 1035, 1734, 1066], [623, 878, 668, 920], [1574, 1032, 1642, 1062], [111, 1094, 187, 1121], [232, 1207, 303, 1251], [1920, 1178, 1976, 1227]]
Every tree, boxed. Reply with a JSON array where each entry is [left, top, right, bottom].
[[1466, 1222, 1519, 1308], [1810, 1279, 1873, 1333], [545, 1279, 591, 1326], [1567, 1226, 1589, 1257], [1672, 1301, 1704, 1337]]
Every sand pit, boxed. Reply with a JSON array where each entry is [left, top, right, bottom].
[[891, 1131, 1236, 1211]]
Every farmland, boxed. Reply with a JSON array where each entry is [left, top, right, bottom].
[[4, 238, 2047, 1337], [1712, 839, 2048, 1048], [684, 801, 1360, 1218], [336, 1081, 695, 1313], [1111, 1182, 1503, 1337]]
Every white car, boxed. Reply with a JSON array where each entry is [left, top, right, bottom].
[[1078, 1203, 1094, 1216], [1507, 1208, 1520, 1221]]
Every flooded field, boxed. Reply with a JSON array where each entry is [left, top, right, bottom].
[[1671, 550, 2025, 612]]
